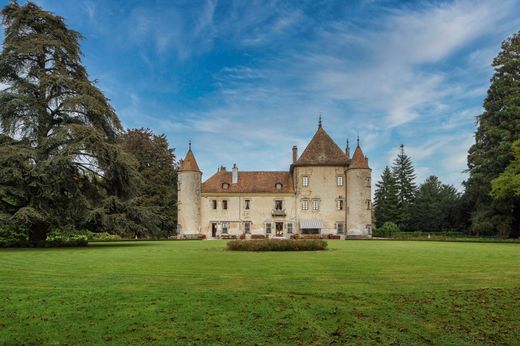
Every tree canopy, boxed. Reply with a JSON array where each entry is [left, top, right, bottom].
[[466, 30, 520, 238], [0, 2, 138, 239]]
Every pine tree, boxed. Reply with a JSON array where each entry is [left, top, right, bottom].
[[466, 30, 520, 238], [0, 2, 138, 240], [391, 144, 417, 230], [373, 166, 400, 228], [409, 176, 462, 232]]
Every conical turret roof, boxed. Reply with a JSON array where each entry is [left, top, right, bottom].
[[294, 127, 348, 166], [180, 149, 200, 172], [350, 144, 369, 169]]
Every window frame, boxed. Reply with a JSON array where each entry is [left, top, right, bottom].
[[287, 222, 293, 234], [244, 221, 251, 234], [337, 175, 344, 186], [222, 199, 228, 210], [265, 222, 272, 234], [302, 175, 309, 187], [301, 199, 309, 211], [222, 222, 229, 234], [337, 199, 344, 211], [312, 199, 320, 211], [336, 222, 344, 234], [274, 199, 284, 211], [212, 199, 217, 210], [244, 199, 250, 210]]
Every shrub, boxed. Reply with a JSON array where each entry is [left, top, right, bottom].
[[86, 232, 122, 241], [373, 222, 400, 237], [227, 239, 328, 251], [0, 239, 88, 248], [0, 225, 28, 242], [239, 233, 246, 240]]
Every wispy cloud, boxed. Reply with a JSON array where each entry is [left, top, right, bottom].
[[7, 0, 519, 191]]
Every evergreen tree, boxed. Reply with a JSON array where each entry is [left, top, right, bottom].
[[466, 31, 520, 238], [119, 128, 178, 237], [0, 2, 138, 240], [373, 166, 400, 228], [391, 144, 417, 230], [409, 176, 463, 232], [491, 139, 520, 200]]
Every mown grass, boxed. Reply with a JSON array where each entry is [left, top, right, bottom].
[[0, 240, 519, 345]]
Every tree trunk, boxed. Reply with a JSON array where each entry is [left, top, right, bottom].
[[28, 219, 50, 241]]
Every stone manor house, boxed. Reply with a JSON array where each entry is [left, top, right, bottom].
[[177, 122, 372, 239]]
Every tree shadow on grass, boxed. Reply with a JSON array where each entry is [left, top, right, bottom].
[[86, 241, 159, 249]]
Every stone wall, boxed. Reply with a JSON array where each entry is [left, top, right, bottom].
[[346, 168, 372, 238], [177, 171, 201, 234]]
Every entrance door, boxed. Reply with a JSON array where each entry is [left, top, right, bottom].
[[275, 222, 284, 237], [211, 223, 217, 238]]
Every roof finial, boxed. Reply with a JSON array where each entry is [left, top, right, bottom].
[[188, 140, 192, 151], [318, 114, 322, 128], [357, 134, 360, 147]]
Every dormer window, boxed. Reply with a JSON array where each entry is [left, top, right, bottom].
[[222, 183, 229, 190], [275, 183, 283, 191]]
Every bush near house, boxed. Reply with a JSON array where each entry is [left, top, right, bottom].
[[227, 239, 328, 251], [373, 222, 400, 237], [251, 234, 266, 239]]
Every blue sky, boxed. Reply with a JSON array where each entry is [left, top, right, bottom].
[[2, 0, 520, 189]]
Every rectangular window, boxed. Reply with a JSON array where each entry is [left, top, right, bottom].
[[222, 223, 228, 234], [212, 200, 217, 210], [367, 199, 371, 210], [336, 222, 344, 234], [287, 223, 293, 234], [337, 176, 344, 186], [337, 199, 344, 211], [265, 222, 272, 234], [244, 199, 250, 210], [275, 200, 283, 210], [301, 199, 308, 211], [302, 176, 309, 187], [244, 222, 251, 234], [223, 200, 228, 210], [312, 199, 320, 211]]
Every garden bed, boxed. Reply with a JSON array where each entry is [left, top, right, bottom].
[[227, 239, 327, 251]]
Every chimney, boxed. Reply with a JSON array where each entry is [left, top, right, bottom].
[[292, 145, 298, 163], [346, 139, 350, 159], [220, 165, 227, 172], [232, 163, 238, 184]]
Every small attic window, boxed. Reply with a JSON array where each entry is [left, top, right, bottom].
[[222, 183, 229, 190], [275, 183, 283, 191]]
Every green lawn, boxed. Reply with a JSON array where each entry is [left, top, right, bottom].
[[0, 240, 519, 345]]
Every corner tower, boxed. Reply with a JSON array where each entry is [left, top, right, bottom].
[[346, 138, 372, 238], [177, 142, 201, 235]]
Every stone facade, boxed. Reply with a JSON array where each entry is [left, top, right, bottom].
[[177, 125, 372, 239]]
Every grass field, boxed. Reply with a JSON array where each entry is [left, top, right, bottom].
[[0, 240, 519, 345]]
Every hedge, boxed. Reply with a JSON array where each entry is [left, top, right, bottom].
[[0, 239, 88, 248], [227, 239, 327, 251]]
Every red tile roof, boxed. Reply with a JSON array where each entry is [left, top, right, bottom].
[[294, 127, 349, 166], [202, 171, 294, 193], [350, 145, 369, 169], [180, 150, 200, 172]]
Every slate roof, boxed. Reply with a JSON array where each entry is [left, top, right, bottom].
[[293, 127, 349, 166], [180, 150, 200, 172], [202, 171, 294, 193]]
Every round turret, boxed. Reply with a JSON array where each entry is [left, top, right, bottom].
[[346, 141, 372, 239], [177, 144, 201, 236]]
